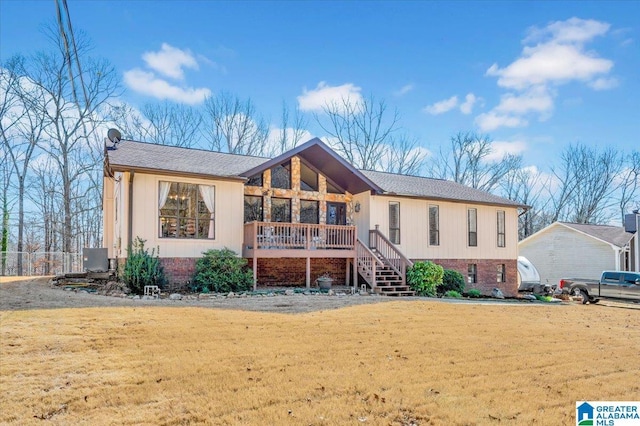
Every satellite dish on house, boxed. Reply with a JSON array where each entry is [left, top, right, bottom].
[[107, 128, 122, 144]]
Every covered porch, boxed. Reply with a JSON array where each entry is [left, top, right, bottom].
[[242, 221, 357, 290]]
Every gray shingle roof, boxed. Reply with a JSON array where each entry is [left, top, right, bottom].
[[106, 140, 269, 179], [360, 170, 526, 208], [105, 139, 526, 208], [560, 222, 635, 247]]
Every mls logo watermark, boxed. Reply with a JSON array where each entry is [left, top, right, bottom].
[[576, 401, 640, 426]]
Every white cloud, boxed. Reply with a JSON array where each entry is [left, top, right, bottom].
[[142, 43, 199, 80], [479, 17, 616, 131], [424, 95, 458, 115], [459, 93, 477, 114], [588, 77, 619, 90], [297, 81, 363, 112], [475, 112, 528, 132], [524, 17, 609, 44], [494, 86, 554, 117], [123, 69, 211, 105], [486, 140, 528, 162], [486, 42, 613, 90], [393, 84, 414, 96]]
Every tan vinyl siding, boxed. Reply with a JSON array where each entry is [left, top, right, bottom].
[[102, 175, 115, 258], [369, 195, 518, 260], [519, 224, 617, 286], [353, 191, 372, 243], [129, 173, 245, 258]]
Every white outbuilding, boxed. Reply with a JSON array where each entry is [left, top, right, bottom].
[[518, 218, 638, 288]]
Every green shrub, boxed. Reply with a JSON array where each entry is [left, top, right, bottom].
[[192, 248, 253, 293], [465, 288, 482, 298], [407, 261, 444, 297], [443, 290, 462, 298], [121, 237, 166, 295], [439, 269, 466, 295]]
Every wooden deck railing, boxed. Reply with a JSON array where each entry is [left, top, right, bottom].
[[369, 227, 414, 278], [356, 239, 385, 288], [243, 222, 356, 252]]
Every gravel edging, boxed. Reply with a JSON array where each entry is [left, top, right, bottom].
[[0, 277, 578, 313]]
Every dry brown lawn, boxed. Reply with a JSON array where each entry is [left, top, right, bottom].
[[1, 300, 638, 425]]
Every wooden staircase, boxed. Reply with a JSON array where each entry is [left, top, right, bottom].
[[355, 228, 415, 297]]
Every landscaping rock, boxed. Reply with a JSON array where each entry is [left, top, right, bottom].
[[169, 293, 183, 300], [522, 294, 537, 301], [284, 289, 295, 296], [492, 288, 505, 299]]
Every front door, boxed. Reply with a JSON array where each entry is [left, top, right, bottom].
[[326, 202, 346, 225]]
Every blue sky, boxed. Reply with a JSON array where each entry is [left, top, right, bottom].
[[1, 0, 639, 172]]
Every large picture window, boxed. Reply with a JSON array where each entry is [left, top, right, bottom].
[[300, 200, 319, 224], [429, 205, 439, 246], [244, 196, 263, 223], [271, 198, 291, 222], [497, 210, 506, 248], [246, 173, 263, 187], [389, 202, 400, 244], [159, 181, 214, 239], [300, 162, 319, 191], [271, 161, 291, 189], [468, 208, 477, 247]]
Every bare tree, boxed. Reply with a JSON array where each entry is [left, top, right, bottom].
[[265, 101, 309, 156], [109, 101, 203, 148], [0, 55, 47, 274], [202, 91, 268, 155], [29, 154, 63, 272], [550, 143, 622, 224], [379, 134, 427, 176], [501, 167, 551, 239], [433, 132, 522, 192], [0, 140, 13, 275], [619, 150, 640, 220], [315, 94, 396, 171], [31, 27, 119, 253]]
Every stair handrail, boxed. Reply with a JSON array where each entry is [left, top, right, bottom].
[[369, 227, 414, 278], [356, 238, 384, 288]]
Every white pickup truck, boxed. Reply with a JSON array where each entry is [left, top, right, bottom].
[[559, 271, 640, 304]]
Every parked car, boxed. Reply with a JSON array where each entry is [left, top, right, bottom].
[[559, 271, 640, 304]]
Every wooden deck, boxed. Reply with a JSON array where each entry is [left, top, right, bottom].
[[243, 222, 357, 290], [243, 222, 413, 296], [243, 222, 356, 258]]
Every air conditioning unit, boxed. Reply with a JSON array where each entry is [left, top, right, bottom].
[[83, 248, 109, 272]]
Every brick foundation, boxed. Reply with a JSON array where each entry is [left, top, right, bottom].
[[247, 257, 348, 287], [113, 257, 197, 292], [415, 258, 518, 297], [159, 257, 198, 291]]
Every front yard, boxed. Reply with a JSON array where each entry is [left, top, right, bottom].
[[1, 285, 638, 425]]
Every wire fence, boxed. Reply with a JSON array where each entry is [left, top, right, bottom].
[[0, 252, 83, 276]]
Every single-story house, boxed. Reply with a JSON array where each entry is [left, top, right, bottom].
[[103, 137, 527, 296], [518, 218, 639, 287]]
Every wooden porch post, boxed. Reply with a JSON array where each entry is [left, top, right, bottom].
[[253, 256, 258, 291], [252, 222, 258, 291], [346, 259, 350, 287], [306, 257, 311, 289], [352, 256, 357, 292]]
